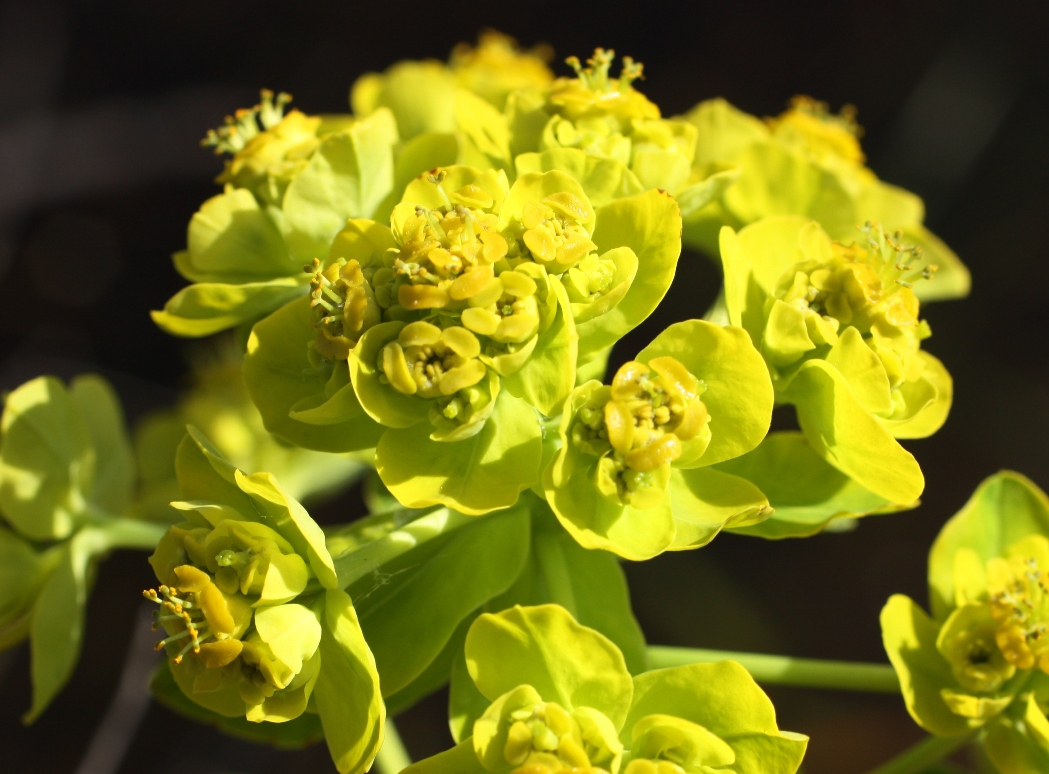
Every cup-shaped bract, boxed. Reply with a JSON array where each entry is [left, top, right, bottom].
[[881, 472, 1049, 772], [545, 320, 774, 560], [681, 96, 969, 302], [146, 428, 383, 774], [720, 217, 952, 505], [406, 604, 805, 774]]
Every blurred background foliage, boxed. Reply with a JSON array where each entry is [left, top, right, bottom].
[[0, 1, 1046, 772]]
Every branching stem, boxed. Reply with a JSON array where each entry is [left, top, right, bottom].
[[646, 645, 901, 693]]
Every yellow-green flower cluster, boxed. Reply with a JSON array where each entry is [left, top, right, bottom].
[[883, 473, 1049, 771], [720, 217, 951, 505]]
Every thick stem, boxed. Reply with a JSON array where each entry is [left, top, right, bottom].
[[866, 733, 976, 774], [375, 719, 412, 774], [647, 646, 901, 694]]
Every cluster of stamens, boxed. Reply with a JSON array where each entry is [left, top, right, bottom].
[[857, 222, 937, 291], [143, 584, 211, 664], [304, 256, 380, 359], [202, 89, 292, 154], [565, 48, 644, 93], [989, 556, 1049, 672]]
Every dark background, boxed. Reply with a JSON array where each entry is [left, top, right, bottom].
[[0, 1, 1046, 772]]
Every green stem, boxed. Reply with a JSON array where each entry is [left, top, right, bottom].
[[866, 733, 976, 774], [647, 646, 901, 694], [375, 719, 412, 774], [334, 508, 474, 588]]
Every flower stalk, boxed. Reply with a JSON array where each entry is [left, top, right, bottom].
[[646, 645, 901, 693]]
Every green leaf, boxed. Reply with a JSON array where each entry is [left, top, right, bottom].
[[283, 110, 399, 261], [465, 603, 633, 727], [179, 187, 298, 283], [0, 527, 53, 650], [578, 190, 682, 362], [385, 613, 475, 717], [70, 375, 134, 516], [624, 662, 808, 774], [666, 466, 770, 550], [25, 526, 104, 722], [376, 390, 542, 515], [351, 505, 530, 695], [314, 588, 385, 774], [718, 431, 905, 538], [152, 278, 306, 338], [243, 296, 384, 453], [0, 376, 91, 540], [880, 594, 978, 737], [928, 472, 1049, 621], [494, 503, 648, 675], [782, 359, 924, 504], [514, 148, 645, 208], [150, 661, 325, 748], [637, 320, 773, 467]]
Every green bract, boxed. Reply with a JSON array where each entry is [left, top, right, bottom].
[[0, 374, 168, 721], [153, 91, 415, 338], [882, 472, 1049, 773], [244, 163, 681, 514], [714, 431, 914, 539], [507, 49, 738, 218], [681, 96, 969, 301], [720, 216, 952, 504], [544, 320, 773, 560], [407, 604, 806, 774], [146, 428, 383, 774]]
